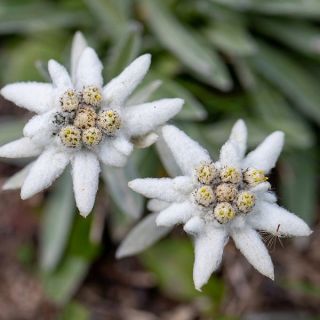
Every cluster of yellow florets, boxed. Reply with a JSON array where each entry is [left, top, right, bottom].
[[56, 86, 121, 149], [192, 162, 267, 224]]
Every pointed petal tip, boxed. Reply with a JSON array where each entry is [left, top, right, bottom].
[[128, 179, 139, 191], [79, 211, 90, 218]]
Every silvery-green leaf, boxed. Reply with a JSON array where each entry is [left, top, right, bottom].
[[140, 0, 232, 91], [249, 80, 315, 149], [40, 171, 75, 271], [102, 158, 143, 219], [42, 257, 88, 306], [147, 74, 207, 121], [116, 212, 172, 258], [205, 22, 257, 56], [2, 162, 33, 190], [0, 118, 25, 145], [251, 42, 320, 125], [83, 0, 129, 40], [155, 133, 182, 177], [254, 19, 320, 57], [105, 23, 142, 80], [210, 0, 320, 17], [280, 150, 317, 225], [0, 3, 86, 34], [126, 80, 162, 106]]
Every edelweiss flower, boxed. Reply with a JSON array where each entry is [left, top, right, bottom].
[[0, 33, 183, 216], [120, 120, 312, 290]]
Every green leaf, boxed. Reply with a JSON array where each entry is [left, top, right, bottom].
[[147, 73, 207, 121], [251, 42, 320, 125], [280, 150, 318, 225], [205, 21, 257, 56], [210, 0, 320, 18], [254, 19, 320, 58], [42, 256, 89, 306], [0, 118, 25, 145], [0, 3, 87, 34], [105, 23, 142, 80], [83, 0, 129, 40], [140, 238, 225, 303], [248, 80, 315, 149], [42, 214, 100, 305], [59, 302, 90, 320], [40, 171, 76, 272], [102, 158, 144, 219], [1, 34, 67, 82], [140, 0, 232, 90]]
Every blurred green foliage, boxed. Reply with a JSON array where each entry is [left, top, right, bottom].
[[0, 0, 319, 317]]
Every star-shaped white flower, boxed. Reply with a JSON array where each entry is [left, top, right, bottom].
[[126, 120, 312, 290], [0, 32, 183, 217]]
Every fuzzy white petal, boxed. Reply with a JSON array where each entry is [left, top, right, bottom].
[[21, 147, 70, 199], [231, 227, 274, 280], [98, 140, 127, 167], [23, 111, 55, 146], [184, 216, 205, 236], [133, 132, 159, 149], [48, 60, 72, 89], [112, 135, 133, 156], [248, 202, 312, 237], [103, 54, 151, 108], [2, 162, 34, 190], [128, 177, 186, 203], [147, 199, 171, 212], [116, 212, 172, 258], [0, 137, 42, 158], [76, 47, 103, 89], [124, 98, 183, 137], [71, 31, 88, 82], [1, 82, 53, 114], [243, 131, 284, 173], [229, 119, 247, 158], [193, 228, 228, 291], [219, 140, 241, 167], [173, 176, 194, 194], [156, 201, 194, 227], [162, 125, 211, 176], [72, 151, 100, 217]]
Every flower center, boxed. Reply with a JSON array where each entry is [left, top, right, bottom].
[[214, 202, 235, 224], [236, 191, 255, 213], [220, 166, 242, 184], [193, 186, 215, 207], [59, 125, 82, 149], [195, 162, 217, 185], [97, 110, 122, 136], [56, 87, 122, 149], [82, 86, 103, 107], [193, 164, 262, 224], [243, 168, 268, 186]]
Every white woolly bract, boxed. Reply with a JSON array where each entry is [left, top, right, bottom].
[[2, 162, 34, 190], [129, 177, 187, 203], [0, 137, 42, 158], [193, 228, 228, 291], [124, 98, 183, 136], [162, 125, 211, 176], [231, 227, 274, 280], [248, 202, 312, 237], [103, 54, 151, 108], [21, 147, 70, 199], [156, 201, 194, 227], [242, 131, 284, 173], [1, 82, 53, 114], [72, 152, 100, 217]]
